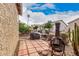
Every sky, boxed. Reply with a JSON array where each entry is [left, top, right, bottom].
[[19, 3, 79, 25]]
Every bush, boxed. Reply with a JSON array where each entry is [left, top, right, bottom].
[[19, 22, 30, 34]]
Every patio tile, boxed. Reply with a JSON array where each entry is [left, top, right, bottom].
[[18, 49, 28, 56], [32, 44, 39, 46], [18, 39, 50, 56], [35, 47, 44, 51], [31, 42, 38, 44], [43, 47, 49, 50], [29, 52, 39, 56], [19, 43, 26, 50], [41, 43, 49, 47], [26, 42, 32, 44], [22, 54, 28, 56], [27, 45, 34, 49], [28, 48, 37, 54], [26, 43, 32, 46], [31, 41, 37, 44], [40, 44, 47, 47], [19, 45, 26, 50]]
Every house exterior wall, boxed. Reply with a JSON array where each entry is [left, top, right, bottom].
[[68, 19, 79, 32], [0, 4, 19, 55]]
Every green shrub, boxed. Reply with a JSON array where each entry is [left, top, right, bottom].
[[19, 22, 30, 33]]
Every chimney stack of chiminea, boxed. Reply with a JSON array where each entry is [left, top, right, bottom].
[[55, 22, 60, 37]]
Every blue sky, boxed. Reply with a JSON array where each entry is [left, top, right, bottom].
[[19, 3, 79, 25], [27, 3, 79, 15]]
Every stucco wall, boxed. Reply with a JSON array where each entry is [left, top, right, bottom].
[[0, 4, 19, 56], [68, 19, 79, 31]]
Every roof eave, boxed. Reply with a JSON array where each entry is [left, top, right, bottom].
[[16, 3, 22, 15]]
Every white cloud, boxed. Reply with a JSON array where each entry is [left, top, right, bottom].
[[43, 11, 79, 24], [19, 4, 79, 25], [44, 3, 56, 9], [19, 10, 49, 25], [29, 3, 55, 10], [19, 10, 79, 25]]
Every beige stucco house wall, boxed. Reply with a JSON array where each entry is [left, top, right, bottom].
[[0, 3, 21, 56], [68, 18, 79, 32]]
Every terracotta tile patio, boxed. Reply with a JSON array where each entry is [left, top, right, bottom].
[[18, 39, 50, 56]]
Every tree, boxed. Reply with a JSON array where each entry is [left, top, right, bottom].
[[33, 25, 38, 29], [44, 21, 53, 33], [44, 21, 52, 29], [33, 25, 38, 31]]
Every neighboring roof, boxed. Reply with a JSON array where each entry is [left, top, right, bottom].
[[68, 18, 79, 24], [50, 20, 68, 32], [16, 3, 22, 15], [52, 20, 68, 27]]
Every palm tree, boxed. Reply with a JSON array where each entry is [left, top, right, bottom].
[[27, 14, 30, 25]]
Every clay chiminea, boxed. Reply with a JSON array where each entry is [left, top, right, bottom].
[[50, 22, 65, 56], [55, 22, 60, 38]]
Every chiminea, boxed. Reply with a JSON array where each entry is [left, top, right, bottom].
[[55, 22, 60, 37], [50, 22, 61, 47], [50, 22, 65, 55]]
